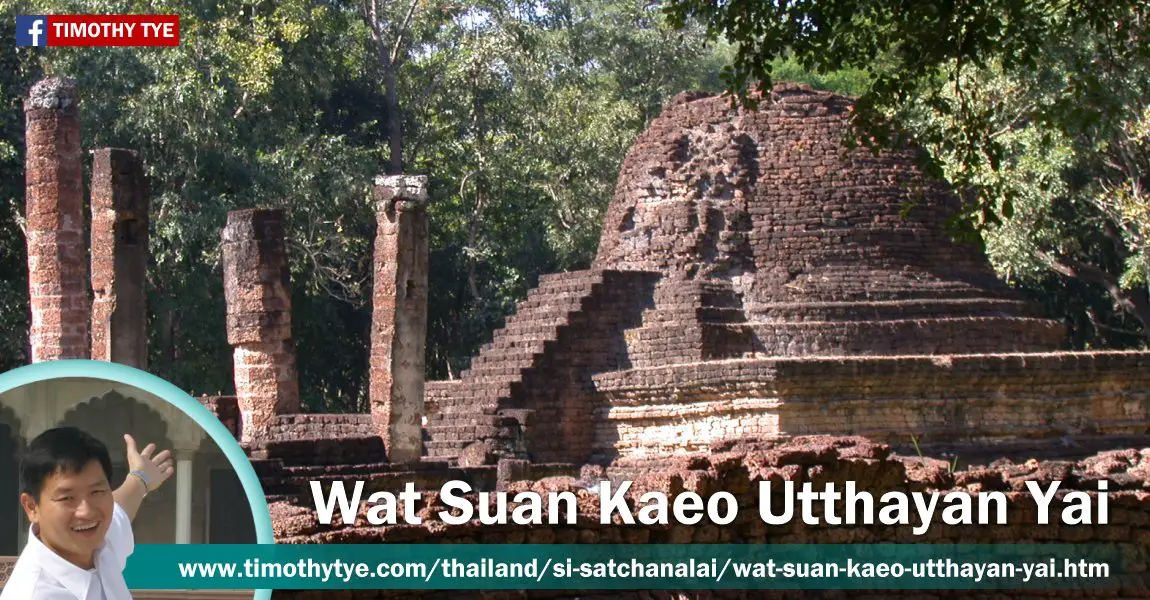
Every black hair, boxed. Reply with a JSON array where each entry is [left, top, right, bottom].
[[20, 427, 113, 500]]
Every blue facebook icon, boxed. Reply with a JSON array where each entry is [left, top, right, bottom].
[[16, 16, 48, 47]]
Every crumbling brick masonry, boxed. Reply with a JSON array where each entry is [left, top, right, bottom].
[[90, 147, 149, 368], [222, 208, 302, 442], [24, 77, 89, 362]]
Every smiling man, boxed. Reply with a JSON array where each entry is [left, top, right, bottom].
[[1, 427, 175, 600]]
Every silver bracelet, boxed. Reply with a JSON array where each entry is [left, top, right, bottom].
[[128, 470, 151, 495]]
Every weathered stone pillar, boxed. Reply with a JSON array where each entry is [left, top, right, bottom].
[[222, 209, 300, 443], [90, 148, 149, 368], [24, 77, 88, 362], [370, 175, 429, 463]]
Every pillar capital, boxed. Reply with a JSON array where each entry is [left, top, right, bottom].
[[25, 77, 79, 112], [373, 174, 428, 212]]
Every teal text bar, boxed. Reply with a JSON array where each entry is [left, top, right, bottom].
[[124, 544, 1141, 590]]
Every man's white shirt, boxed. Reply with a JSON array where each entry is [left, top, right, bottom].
[[0, 503, 135, 600]]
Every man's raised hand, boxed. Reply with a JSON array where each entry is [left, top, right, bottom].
[[124, 433, 175, 493]]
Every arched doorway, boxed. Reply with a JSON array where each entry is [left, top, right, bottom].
[[0, 405, 23, 556], [58, 391, 175, 544]]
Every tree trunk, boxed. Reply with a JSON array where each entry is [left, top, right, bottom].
[[157, 302, 176, 379], [1044, 253, 1150, 341], [383, 58, 403, 174]]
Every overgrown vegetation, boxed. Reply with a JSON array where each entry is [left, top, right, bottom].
[[1, 0, 1146, 409]]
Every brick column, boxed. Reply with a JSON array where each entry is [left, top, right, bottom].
[[24, 77, 88, 362], [90, 148, 149, 368], [222, 209, 300, 443], [370, 175, 428, 463]]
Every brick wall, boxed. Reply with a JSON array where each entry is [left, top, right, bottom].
[[591, 353, 1150, 459], [246, 414, 384, 466]]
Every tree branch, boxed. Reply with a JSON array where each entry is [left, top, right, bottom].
[[1038, 250, 1150, 340], [390, 0, 421, 65]]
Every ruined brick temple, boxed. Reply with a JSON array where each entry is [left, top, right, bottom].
[[420, 86, 1150, 466], [8, 77, 1150, 597]]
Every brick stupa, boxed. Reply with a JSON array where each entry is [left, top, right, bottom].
[[422, 85, 1150, 466]]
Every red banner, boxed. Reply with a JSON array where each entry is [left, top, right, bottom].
[[43, 15, 180, 47]]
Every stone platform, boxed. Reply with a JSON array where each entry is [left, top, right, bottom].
[[591, 352, 1150, 460]]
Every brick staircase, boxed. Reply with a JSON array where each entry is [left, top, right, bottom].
[[424, 269, 660, 461], [622, 279, 752, 368], [245, 414, 383, 464], [243, 414, 391, 502]]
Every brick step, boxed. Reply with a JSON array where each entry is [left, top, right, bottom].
[[486, 291, 599, 334], [268, 414, 375, 425], [642, 306, 746, 324], [460, 269, 612, 382], [470, 342, 548, 361], [424, 440, 470, 458], [423, 423, 520, 443], [427, 269, 655, 461], [274, 467, 482, 491], [457, 370, 530, 386], [746, 316, 1064, 356], [462, 361, 537, 381], [485, 322, 559, 340], [749, 315, 1062, 328], [773, 277, 1011, 301], [486, 314, 587, 337], [249, 435, 386, 465], [428, 402, 501, 417], [277, 461, 392, 477], [756, 298, 1041, 321], [462, 352, 551, 379], [260, 423, 377, 441], [276, 459, 457, 478], [519, 286, 598, 304], [426, 411, 519, 427], [653, 284, 741, 306], [429, 381, 515, 403], [535, 270, 607, 287]]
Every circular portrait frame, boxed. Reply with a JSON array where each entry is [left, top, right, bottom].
[[0, 360, 274, 600]]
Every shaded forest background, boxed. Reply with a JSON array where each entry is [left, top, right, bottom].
[[1, 0, 1147, 412]]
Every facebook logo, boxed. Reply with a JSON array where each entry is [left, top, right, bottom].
[[16, 16, 48, 47]]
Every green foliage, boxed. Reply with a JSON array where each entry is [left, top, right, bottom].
[[768, 57, 870, 97], [894, 20, 1150, 345], [0, 0, 726, 405], [663, 0, 1148, 219], [0, 7, 40, 371]]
